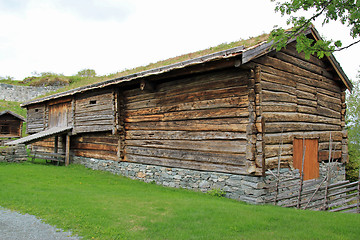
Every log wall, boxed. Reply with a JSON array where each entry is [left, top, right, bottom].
[[27, 105, 45, 133], [253, 42, 346, 169], [123, 69, 252, 175], [73, 90, 114, 134], [72, 132, 118, 161]]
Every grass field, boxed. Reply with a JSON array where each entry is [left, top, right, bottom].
[[0, 161, 359, 240]]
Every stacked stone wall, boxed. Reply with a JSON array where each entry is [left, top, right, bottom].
[[73, 156, 346, 204], [0, 144, 27, 163], [0, 83, 61, 102]]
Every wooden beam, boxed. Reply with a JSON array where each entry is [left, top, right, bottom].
[[54, 135, 58, 153], [65, 134, 70, 166]]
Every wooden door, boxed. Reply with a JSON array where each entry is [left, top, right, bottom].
[[49, 102, 70, 128], [293, 138, 319, 180]]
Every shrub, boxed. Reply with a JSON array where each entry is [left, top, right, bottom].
[[207, 188, 226, 197]]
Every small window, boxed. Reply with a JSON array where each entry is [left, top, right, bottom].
[[89, 100, 97, 105], [35, 109, 39, 112]]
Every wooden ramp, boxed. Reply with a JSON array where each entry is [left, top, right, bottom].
[[5, 126, 72, 146]]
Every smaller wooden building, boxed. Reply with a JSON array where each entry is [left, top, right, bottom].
[[0, 110, 25, 138]]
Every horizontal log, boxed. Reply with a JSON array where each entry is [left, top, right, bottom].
[[74, 149, 117, 161], [126, 139, 247, 154], [126, 130, 247, 140], [125, 146, 246, 166], [124, 69, 248, 101], [296, 82, 317, 95], [262, 90, 297, 103], [124, 154, 250, 175], [259, 65, 341, 94], [262, 112, 341, 125], [74, 135, 119, 145], [297, 89, 316, 100], [264, 131, 343, 145], [280, 42, 327, 69], [265, 155, 293, 169], [261, 80, 297, 95], [75, 105, 113, 114], [125, 107, 249, 123], [75, 114, 114, 122], [316, 106, 341, 119], [72, 142, 117, 151], [262, 102, 297, 113], [126, 86, 248, 110], [75, 120, 113, 127], [74, 125, 113, 133], [318, 150, 342, 161], [273, 51, 333, 79], [265, 122, 341, 133], [265, 144, 293, 158], [125, 118, 248, 132], [297, 98, 317, 108], [126, 95, 249, 116], [261, 72, 296, 87]]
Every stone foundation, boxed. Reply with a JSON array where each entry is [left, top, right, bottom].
[[72, 156, 346, 204], [0, 144, 28, 163]]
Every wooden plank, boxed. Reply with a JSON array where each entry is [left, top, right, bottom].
[[126, 86, 249, 110], [126, 139, 247, 154], [265, 122, 341, 133], [262, 102, 297, 113], [125, 107, 249, 123], [124, 154, 249, 175], [293, 138, 319, 180], [125, 146, 246, 166], [72, 142, 117, 151], [126, 130, 247, 140], [126, 95, 249, 116], [124, 69, 248, 101], [273, 51, 333, 79], [125, 118, 248, 132], [65, 134, 70, 166], [262, 90, 297, 103], [74, 149, 117, 161]]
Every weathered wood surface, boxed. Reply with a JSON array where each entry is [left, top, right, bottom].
[[27, 105, 45, 133], [251, 42, 346, 169], [72, 132, 118, 161], [124, 69, 251, 174], [73, 90, 114, 134]]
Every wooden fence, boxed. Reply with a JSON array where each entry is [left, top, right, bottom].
[[265, 135, 360, 213]]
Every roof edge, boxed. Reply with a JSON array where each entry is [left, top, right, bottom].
[[22, 46, 245, 107], [0, 110, 26, 121]]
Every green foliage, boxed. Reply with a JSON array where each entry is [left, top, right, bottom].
[[207, 188, 226, 197], [0, 76, 14, 81], [77, 69, 96, 78], [270, 0, 360, 57], [1, 163, 360, 239], [346, 76, 360, 181], [0, 100, 26, 117]]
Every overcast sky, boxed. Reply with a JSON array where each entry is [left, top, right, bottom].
[[0, 0, 359, 81]]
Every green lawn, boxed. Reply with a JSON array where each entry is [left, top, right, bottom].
[[0, 162, 359, 240]]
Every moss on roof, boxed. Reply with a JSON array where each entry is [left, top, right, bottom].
[[49, 33, 269, 94]]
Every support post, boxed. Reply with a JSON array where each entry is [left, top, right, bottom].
[[65, 134, 70, 166], [54, 136, 58, 153]]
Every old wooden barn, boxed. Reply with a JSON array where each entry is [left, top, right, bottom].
[[0, 110, 25, 139], [8, 26, 352, 203]]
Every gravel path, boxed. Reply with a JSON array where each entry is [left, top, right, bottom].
[[0, 207, 81, 240]]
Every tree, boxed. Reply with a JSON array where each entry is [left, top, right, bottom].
[[270, 0, 360, 59], [77, 69, 96, 78], [345, 74, 360, 181]]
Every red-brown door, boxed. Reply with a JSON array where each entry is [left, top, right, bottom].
[[293, 138, 319, 180]]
